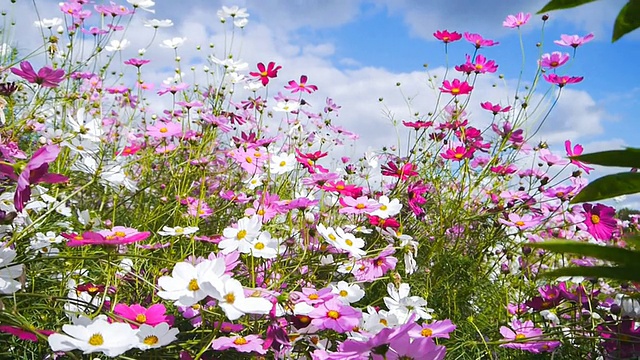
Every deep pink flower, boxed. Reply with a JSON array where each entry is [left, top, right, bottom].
[[11, 61, 65, 88], [322, 181, 363, 197], [0, 325, 53, 342], [481, 102, 511, 115], [503, 12, 531, 28], [554, 33, 594, 48], [598, 319, 640, 358], [458, 54, 498, 74], [565, 140, 594, 174], [113, 303, 173, 328], [464, 32, 499, 48], [433, 30, 462, 43], [441, 145, 475, 161], [402, 120, 433, 130], [285, 75, 318, 93], [540, 52, 570, 69], [211, 334, 267, 354], [0, 145, 68, 211], [63, 230, 151, 247], [309, 299, 361, 333], [124, 58, 151, 68], [583, 203, 617, 241], [357, 246, 397, 281], [543, 74, 584, 87], [250, 62, 282, 86], [380, 161, 418, 180], [439, 79, 473, 95]]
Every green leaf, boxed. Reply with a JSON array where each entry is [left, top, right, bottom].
[[540, 266, 640, 282], [613, 0, 640, 42], [538, 0, 600, 13], [573, 147, 640, 168], [570, 172, 640, 203], [530, 240, 640, 266]]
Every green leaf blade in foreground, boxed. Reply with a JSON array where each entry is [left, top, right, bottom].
[[613, 0, 640, 42], [570, 172, 640, 204], [538, 0, 600, 13], [530, 240, 640, 266], [573, 147, 640, 168], [542, 266, 640, 282]]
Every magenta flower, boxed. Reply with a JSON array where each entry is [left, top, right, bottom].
[[387, 333, 446, 359], [63, 230, 151, 247], [464, 32, 499, 48], [338, 196, 381, 215], [358, 246, 397, 281], [157, 82, 189, 96], [540, 52, 570, 69], [439, 79, 473, 95], [211, 334, 267, 354], [499, 319, 544, 352], [583, 203, 617, 241], [0, 325, 53, 342], [309, 299, 361, 333], [538, 149, 569, 166], [250, 62, 282, 86], [458, 54, 498, 74], [408, 319, 457, 339], [543, 74, 584, 88], [565, 140, 594, 174], [554, 33, 594, 48], [124, 58, 151, 68], [481, 102, 511, 115], [0, 145, 68, 211], [503, 12, 531, 28], [285, 75, 318, 93], [146, 121, 183, 139], [433, 30, 462, 43], [499, 213, 541, 230], [113, 303, 173, 328], [380, 161, 418, 181], [11, 61, 65, 88], [441, 145, 475, 161], [598, 319, 640, 358]]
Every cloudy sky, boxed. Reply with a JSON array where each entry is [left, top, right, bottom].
[[6, 0, 640, 205]]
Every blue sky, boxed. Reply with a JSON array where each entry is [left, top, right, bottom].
[[7, 0, 640, 205]]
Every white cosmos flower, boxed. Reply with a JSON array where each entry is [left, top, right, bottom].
[[334, 227, 366, 258], [331, 281, 365, 304], [48, 315, 138, 357], [384, 283, 433, 322], [0, 247, 23, 294], [244, 81, 264, 91], [160, 37, 186, 49], [234, 18, 249, 28], [316, 224, 342, 244], [127, 0, 155, 12], [248, 231, 279, 259], [217, 5, 249, 20], [211, 278, 272, 321], [157, 258, 228, 307], [219, 216, 262, 254], [244, 174, 264, 190], [66, 108, 104, 142], [34, 18, 63, 28], [135, 323, 179, 350], [273, 101, 300, 113], [158, 226, 199, 236], [269, 152, 296, 175], [369, 196, 402, 219], [105, 39, 130, 52], [144, 19, 173, 28]]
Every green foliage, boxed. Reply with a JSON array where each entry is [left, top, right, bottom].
[[572, 147, 640, 168], [570, 172, 640, 203], [538, 0, 640, 42]]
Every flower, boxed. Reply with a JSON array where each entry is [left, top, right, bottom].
[[0, 247, 23, 294], [48, 316, 138, 357], [554, 33, 594, 48], [285, 75, 318, 93], [249, 62, 282, 86], [144, 19, 173, 28], [209, 278, 272, 320], [464, 32, 499, 48], [503, 12, 531, 28], [219, 216, 262, 254], [369, 196, 402, 219], [408, 319, 457, 339], [158, 226, 199, 236], [481, 102, 511, 115], [433, 30, 462, 43], [338, 196, 381, 215], [127, 0, 156, 13], [156, 258, 228, 307], [113, 303, 173, 328], [11, 61, 65, 88], [309, 298, 361, 333], [0, 145, 68, 211], [217, 5, 250, 20], [441, 145, 475, 161], [211, 334, 267, 354], [104, 39, 130, 52], [565, 140, 594, 174], [583, 203, 617, 241], [0, 325, 53, 342], [439, 79, 473, 95], [64, 230, 150, 247], [540, 52, 570, 69], [269, 152, 296, 174], [384, 283, 433, 321], [146, 121, 183, 139], [248, 231, 280, 259], [160, 37, 187, 49], [135, 323, 179, 350], [499, 213, 541, 230], [330, 281, 365, 304], [34, 18, 63, 28], [543, 74, 584, 87]]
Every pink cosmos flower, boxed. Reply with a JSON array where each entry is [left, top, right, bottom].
[[386, 333, 446, 359], [439, 79, 473, 95], [0, 325, 53, 342], [338, 196, 381, 215], [583, 203, 617, 241], [565, 140, 594, 174], [481, 102, 511, 115], [441, 145, 475, 161], [554, 33, 594, 48], [408, 319, 457, 339], [503, 12, 531, 28], [540, 52, 570, 69], [113, 303, 174, 328], [380, 161, 418, 181], [460, 54, 498, 74], [0, 145, 68, 211], [250, 62, 282, 86], [63, 230, 150, 247], [11, 61, 65, 88], [146, 121, 183, 139], [285, 75, 318, 93], [499, 319, 543, 352], [309, 299, 361, 333], [211, 334, 267, 354], [464, 32, 499, 48], [539, 149, 569, 166], [433, 30, 462, 43], [356, 246, 397, 281], [543, 74, 584, 87], [499, 213, 541, 230], [157, 82, 189, 96]]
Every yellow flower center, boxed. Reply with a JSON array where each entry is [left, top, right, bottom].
[[135, 314, 147, 323], [115, 231, 126, 237], [339, 290, 348, 297], [257, 209, 265, 215], [336, 185, 345, 190], [451, 88, 460, 94], [591, 214, 600, 224], [260, 71, 268, 77], [234, 336, 248, 345], [515, 221, 525, 227], [355, 203, 365, 209], [309, 294, 319, 300], [515, 333, 526, 340], [188, 279, 200, 291], [255, 242, 265, 250], [88, 333, 104, 346], [143, 335, 159, 345], [421, 328, 433, 337], [236, 230, 247, 240], [279, 161, 286, 167], [328, 234, 336, 241], [245, 157, 253, 163], [327, 310, 340, 319], [345, 239, 353, 246], [225, 293, 235, 304], [380, 205, 387, 211], [159, 127, 168, 133], [379, 319, 388, 326]]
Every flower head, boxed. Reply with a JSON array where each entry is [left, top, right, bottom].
[[555, 33, 594, 48], [433, 30, 462, 43], [503, 12, 531, 28], [439, 79, 473, 95], [11, 61, 65, 88], [249, 62, 282, 86]]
